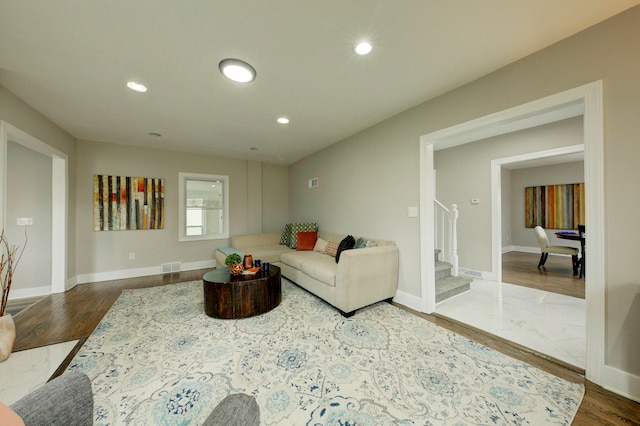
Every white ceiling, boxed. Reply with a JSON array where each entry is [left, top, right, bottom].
[[1, 1, 638, 165]]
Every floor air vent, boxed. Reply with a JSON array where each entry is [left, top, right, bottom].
[[162, 262, 181, 274]]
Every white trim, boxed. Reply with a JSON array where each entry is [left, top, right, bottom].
[[7, 286, 51, 300], [75, 259, 216, 285], [178, 172, 230, 242], [602, 365, 640, 404], [392, 289, 422, 312], [419, 81, 605, 389], [419, 142, 436, 313], [0, 121, 68, 295], [491, 144, 584, 282]]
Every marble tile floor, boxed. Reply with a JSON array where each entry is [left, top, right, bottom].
[[436, 279, 586, 368], [0, 340, 78, 405]]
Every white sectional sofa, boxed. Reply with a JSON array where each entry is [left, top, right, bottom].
[[215, 231, 399, 317]]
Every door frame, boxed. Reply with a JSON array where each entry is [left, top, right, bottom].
[[0, 121, 68, 294], [419, 81, 604, 385]]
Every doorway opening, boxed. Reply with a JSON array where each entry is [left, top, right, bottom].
[[419, 81, 604, 385], [0, 121, 68, 296]]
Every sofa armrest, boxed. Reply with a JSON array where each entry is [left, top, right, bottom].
[[334, 245, 399, 313], [231, 232, 282, 250], [10, 372, 94, 426]]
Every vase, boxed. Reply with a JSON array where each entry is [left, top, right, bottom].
[[229, 263, 244, 276], [243, 254, 253, 269], [0, 313, 16, 363]]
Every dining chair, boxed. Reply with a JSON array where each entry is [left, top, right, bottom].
[[578, 224, 586, 279], [534, 226, 580, 273]]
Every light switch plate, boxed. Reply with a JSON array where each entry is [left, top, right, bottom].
[[408, 207, 419, 217], [16, 217, 33, 225], [471, 198, 480, 205]]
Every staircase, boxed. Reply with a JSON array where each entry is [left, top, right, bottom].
[[435, 249, 472, 303]]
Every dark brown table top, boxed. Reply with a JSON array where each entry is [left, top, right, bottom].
[[203, 265, 280, 284], [555, 231, 581, 241]]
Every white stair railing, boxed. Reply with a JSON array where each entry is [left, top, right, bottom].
[[434, 200, 459, 276]]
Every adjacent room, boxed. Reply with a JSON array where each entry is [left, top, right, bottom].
[[1, 1, 639, 424]]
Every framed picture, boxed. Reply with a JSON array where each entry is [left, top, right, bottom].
[[93, 175, 164, 231]]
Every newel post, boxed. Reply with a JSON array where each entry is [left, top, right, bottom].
[[450, 204, 459, 276]]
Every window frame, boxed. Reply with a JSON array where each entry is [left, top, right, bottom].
[[178, 172, 229, 241]]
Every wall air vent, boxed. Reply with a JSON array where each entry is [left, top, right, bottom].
[[162, 262, 181, 274], [309, 177, 319, 188]]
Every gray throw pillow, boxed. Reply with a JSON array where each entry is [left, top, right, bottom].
[[203, 393, 260, 426], [11, 372, 94, 426]]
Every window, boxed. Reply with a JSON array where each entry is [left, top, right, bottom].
[[179, 173, 229, 241]]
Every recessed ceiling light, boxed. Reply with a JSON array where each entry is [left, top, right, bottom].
[[219, 58, 256, 83], [127, 81, 147, 92], [354, 41, 372, 55], [277, 117, 290, 124]]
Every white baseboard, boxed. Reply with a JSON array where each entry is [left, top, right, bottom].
[[8, 286, 51, 300], [503, 246, 575, 257], [75, 260, 216, 285], [602, 365, 640, 403], [393, 289, 422, 312], [504, 245, 539, 254]]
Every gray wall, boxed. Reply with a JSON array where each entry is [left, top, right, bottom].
[[290, 7, 640, 375], [6, 142, 52, 291], [435, 118, 583, 272], [509, 161, 584, 249], [75, 140, 288, 278]]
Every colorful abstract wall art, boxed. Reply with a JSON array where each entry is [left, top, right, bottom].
[[525, 183, 585, 229], [94, 175, 164, 231]]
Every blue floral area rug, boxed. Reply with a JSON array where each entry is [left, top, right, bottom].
[[68, 279, 584, 425]]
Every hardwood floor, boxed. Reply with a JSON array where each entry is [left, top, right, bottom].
[[502, 251, 585, 299], [11, 269, 640, 425]]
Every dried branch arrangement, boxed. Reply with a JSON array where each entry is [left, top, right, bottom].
[[0, 229, 27, 317]]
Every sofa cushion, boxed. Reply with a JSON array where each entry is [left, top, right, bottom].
[[280, 251, 319, 270], [296, 231, 317, 251], [301, 255, 338, 286], [243, 245, 293, 264], [335, 235, 355, 263]]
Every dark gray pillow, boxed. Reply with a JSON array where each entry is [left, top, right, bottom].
[[11, 372, 94, 426], [204, 393, 260, 426], [335, 235, 356, 263]]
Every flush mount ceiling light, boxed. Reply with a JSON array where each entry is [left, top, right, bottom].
[[127, 81, 147, 92], [219, 58, 256, 83], [354, 41, 373, 55], [277, 117, 290, 124]]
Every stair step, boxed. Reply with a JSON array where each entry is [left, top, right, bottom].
[[436, 275, 472, 303], [435, 261, 453, 280]]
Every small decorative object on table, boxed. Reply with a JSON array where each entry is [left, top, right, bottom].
[[243, 254, 254, 269], [224, 253, 244, 276], [0, 229, 27, 363]]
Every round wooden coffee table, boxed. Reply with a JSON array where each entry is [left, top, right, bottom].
[[203, 265, 282, 319]]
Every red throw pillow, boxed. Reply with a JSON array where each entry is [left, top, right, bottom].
[[296, 231, 318, 251]]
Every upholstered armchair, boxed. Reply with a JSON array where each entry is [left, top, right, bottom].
[[534, 226, 579, 273]]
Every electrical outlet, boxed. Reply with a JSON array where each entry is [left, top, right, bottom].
[[129, 253, 135, 260], [17, 217, 33, 226]]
